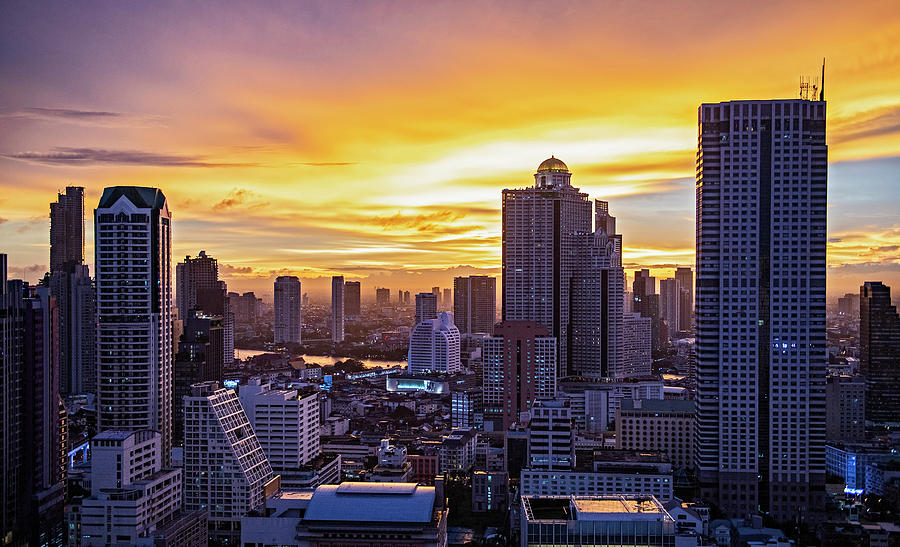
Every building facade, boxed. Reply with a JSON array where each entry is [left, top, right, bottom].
[[859, 281, 900, 426], [415, 292, 438, 325], [622, 313, 652, 377], [331, 275, 344, 343], [616, 399, 695, 470], [694, 98, 827, 519], [344, 280, 361, 318], [453, 275, 496, 335], [825, 374, 865, 442], [274, 275, 302, 344], [407, 312, 461, 375]]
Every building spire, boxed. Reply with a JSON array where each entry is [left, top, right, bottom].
[[820, 57, 825, 101]]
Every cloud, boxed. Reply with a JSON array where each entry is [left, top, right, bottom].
[[0, 217, 7, 224], [220, 263, 255, 275], [3, 147, 256, 168], [1, 107, 166, 127], [371, 209, 467, 232], [297, 162, 357, 167], [832, 105, 900, 144], [212, 188, 270, 211]]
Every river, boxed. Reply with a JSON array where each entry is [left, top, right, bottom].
[[234, 348, 405, 369]]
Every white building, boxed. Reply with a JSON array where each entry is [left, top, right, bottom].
[[95, 187, 174, 464], [559, 377, 665, 433], [184, 381, 276, 544], [331, 275, 344, 342], [273, 275, 302, 344], [408, 312, 461, 374], [622, 312, 652, 377], [440, 429, 477, 473], [66, 430, 182, 546], [695, 97, 828, 519], [239, 379, 320, 482]]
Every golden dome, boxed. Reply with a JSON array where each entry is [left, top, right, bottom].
[[537, 156, 569, 173]]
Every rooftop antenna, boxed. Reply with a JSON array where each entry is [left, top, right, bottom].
[[820, 57, 825, 101]]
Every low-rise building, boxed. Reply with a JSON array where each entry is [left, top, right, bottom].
[[472, 471, 508, 513], [826, 443, 897, 493], [440, 428, 477, 473], [616, 399, 695, 470]]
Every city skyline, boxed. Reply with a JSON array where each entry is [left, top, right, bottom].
[[2, 2, 900, 298]]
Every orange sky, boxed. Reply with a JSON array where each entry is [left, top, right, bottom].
[[1, 1, 899, 300]]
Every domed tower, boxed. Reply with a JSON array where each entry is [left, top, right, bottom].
[[534, 156, 572, 188]]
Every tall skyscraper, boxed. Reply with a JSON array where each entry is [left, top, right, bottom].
[[859, 281, 900, 426], [375, 287, 390, 306], [331, 275, 344, 342], [443, 288, 451, 310], [453, 275, 496, 334], [344, 280, 361, 317], [674, 266, 694, 331], [274, 275, 302, 344], [694, 97, 827, 519], [95, 187, 174, 465], [407, 312, 461, 375], [415, 292, 438, 325], [482, 321, 557, 431], [49, 186, 84, 273], [659, 278, 682, 341], [502, 157, 623, 377], [622, 312, 652, 377], [175, 250, 219, 317], [173, 310, 224, 445], [632, 269, 656, 315]]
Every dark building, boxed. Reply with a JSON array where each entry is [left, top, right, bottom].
[[453, 275, 496, 335], [838, 293, 860, 319], [1, 256, 68, 545], [344, 281, 361, 317], [173, 310, 224, 446], [375, 287, 390, 306], [674, 266, 693, 332], [859, 281, 900, 426], [825, 375, 865, 442], [49, 186, 84, 274]]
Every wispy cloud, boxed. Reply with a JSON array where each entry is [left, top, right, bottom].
[[2, 107, 166, 127], [212, 188, 270, 211], [297, 162, 357, 167], [3, 147, 256, 168], [832, 105, 900, 144]]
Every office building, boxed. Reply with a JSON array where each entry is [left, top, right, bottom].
[[274, 275, 302, 344], [825, 443, 897, 493], [632, 269, 656, 315], [295, 483, 448, 547], [229, 291, 259, 326], [50, 186, 85, 273], [482, 321, 557, 431], [239, 379, 320, 486], [344, 280, 361, 317], [674, 267, 694, 331], [408, 312, 461, 374], [520, 495, 685, 547], [175, 251, 221, 317], [503, 158, 624, 378], [95, 187, 174, 465], [443, 288, 451, 310], [859, 281, 900, 426], [375, 287, 391, 306], [825, 375, 865, 442], [65, 430, 182, 546], [472, 470, 508, 513], [184, 382, 276, 543], [616, 399, 695, 470], [331, 275, 344, 342], [838, 292, 861, 319], [432, 286, 441, 306], [452, 386, 483, 429], [528, 399, 574, 471], [440, 428, 477, 472], [453, 275, 496, 334], [173, 310, 224, 445], [694, 97, 827, 519], [415, 292, 438, 325], [659, 278, 681, 341], [622, 312, 652, 377], [557, 376, 665, 433]]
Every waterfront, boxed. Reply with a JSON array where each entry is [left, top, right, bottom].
[[234, 348, 406, 369]]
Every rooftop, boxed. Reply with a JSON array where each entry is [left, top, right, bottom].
[[536, 156, 569, 173], [303, 482, 437, 524], [523, 495, 670, 523], [620, 399, 696, 414]]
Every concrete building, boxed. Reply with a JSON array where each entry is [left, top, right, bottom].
[[408, 312, 461, 375], [453, 275, 496, 335], [344, 280, 361, 317], [860, 281, 900, 426], [482, 321, 557, 431], [174, 310, 224, 445], [472, 470, 508, 513], [622, 313, 652, 377], [415, 292, 438, 325], [440, 428, 478, 473], [694, 97, 828, 519], [520, 495, 687, 547], [659, 278, 682, 342], [452, 386, 483, 429], [375, 287, 391, 306], [826, 443, 897, 493], [183, 382, 276, 543], [331, 275, 344, 343], [295, 483, 448, 547], [363, 439, 413, 483], [95, 187, 174, 465], [825, 374, 866, 442], [528, 399, 574, 471], [558, 376, 665, 433], [274, 275, 302, 344], [239, 379, 320, 486], [674, 266, 694, 332], [66, 430, 182, 547], [838, 292, 861, 319], [502, 158, 624, 378], [616, 399, 695, 470]]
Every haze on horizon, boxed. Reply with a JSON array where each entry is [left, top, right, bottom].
[[2, 0, 899, 300]]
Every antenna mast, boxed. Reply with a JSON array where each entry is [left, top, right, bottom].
[[820, 57, 825, 101]]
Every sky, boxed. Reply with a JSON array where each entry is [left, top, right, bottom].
[[1, 1, 899, 301]]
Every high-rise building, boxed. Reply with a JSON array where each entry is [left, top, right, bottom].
[[331, 275, 344, 343], [838, 293, 860, 319], [674, 267, 693, 331], [659, 278, 681, 341], [622, 312, 652, 377], [173, 310, 224, 445], [238, 379, 320, 486], [502, 158, 624, 377], [453, 276, 496, 335], [184, 382, 275, 543], [375, 287, 391, 306], [407, 312, 461, 375], [95, 187, 174, 465], [616, 399, 695, 470], [632, 269, 655, 315], [50, 186, 84, 273], [403, 290, 411, 304], [415, 292, 438, 325], [859, 281, 900, 426], [344, 281, 361, 317], [65, 430, 182, 547], [482, 321, 557, 431], [175, 251, 219, 317], [443, 288, 451, 310], [1, 265, 68, 545], [694, 97, 827, 519], [274, 276, 302, 344], [825, 375, 865, 442], [432, 286, 441, 305], [527, 399, 573, 471]]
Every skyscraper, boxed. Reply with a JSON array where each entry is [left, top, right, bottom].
[[95, 187, 174, 465], [694, 97, 827, 519], [622, 312, 652, 377], [674, 266, 693, 331], [175, 250, 219, 317], [331, 275, 344, 342], [274, 275, 302, 344], [415, 292, 438, 325], [344, 280, 361, 317], [859, 281, 900, 426], [482, 321, 557, 431], [502, 157, 623, 377], [659, 278, 681, 341], [443, 288, 451, 310], [49, 186, 84, 273], [453, 275, 496, 334], [407, 312, 461, 375], [173, 310, 224, 445], [375, 287, 390, 306]]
